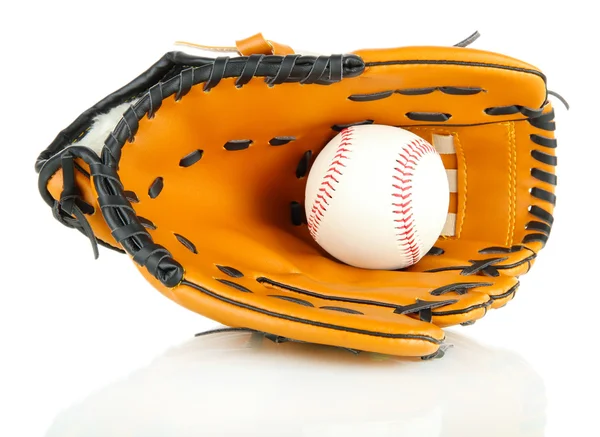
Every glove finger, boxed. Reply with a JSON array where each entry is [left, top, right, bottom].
[[45, 160, 120, 250], [253, 271, 497, 327], [142, 264, 447, 358]]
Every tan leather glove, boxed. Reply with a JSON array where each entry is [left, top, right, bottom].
[[37, 33, 558, 358]]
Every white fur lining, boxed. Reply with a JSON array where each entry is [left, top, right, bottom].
[[71, 101, 136, 156]]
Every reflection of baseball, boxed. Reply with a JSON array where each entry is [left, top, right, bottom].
[[305, 125, 449, 270]]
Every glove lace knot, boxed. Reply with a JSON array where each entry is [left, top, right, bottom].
[[54, 152, 99, 259]]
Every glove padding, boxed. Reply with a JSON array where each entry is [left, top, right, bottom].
[[37, 34, 557, 358]]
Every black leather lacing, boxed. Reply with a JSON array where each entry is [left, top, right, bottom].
[[52, 152, 99, 258], [331, 120, 374, 131], [528, 110, 555, 131], [179, 150, 204, 167], [485, 105, 545, 118], [427, 257, 510, 277], [348, 86, 484, 102], [269, 136, 296, 146], [429, 282, 493, 296], [523, 109, 558, 246], [290, 201, 305, 226], [426, 246, 445, 256], [479, 245, 532, 254], [547, 90, 570, 110], [454, 31, 480, 48], [216, 265, 244, 278], [393, 299, 458, 323], [296, 150, 312, 178], [36, 53, 364, 288]]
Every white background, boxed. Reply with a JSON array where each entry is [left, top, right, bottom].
[[0, 1, 596, 436]]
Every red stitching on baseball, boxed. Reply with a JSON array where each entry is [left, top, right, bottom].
[[394, 214, 414, 223], [392, 184, 413, 192], [416, 138, 436, 155], [394, 168, 413, 177], [330, 160, 347, 168], [316, 192, 329, 202], [333, 152, 350, 160], [410, 140, 422, 156], [413, 142, 426, 156], [403, 152, 420, 163], [397, 237, 417, 246], [320, 181, 335, 192], [397, 164, 416, 171], [393, 137, 437, 265], [397, 154, 419, 166], [411, 140, 429, 158], [308, 128, 355, 239]]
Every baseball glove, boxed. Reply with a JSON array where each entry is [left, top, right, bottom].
[[36, 32, 559, 358]]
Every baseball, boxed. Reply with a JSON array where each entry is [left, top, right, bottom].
[[305, 125, 449, 270]]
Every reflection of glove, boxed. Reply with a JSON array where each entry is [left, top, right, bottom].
[[44, 328, 546, 437], [36, 32, 558, 358]]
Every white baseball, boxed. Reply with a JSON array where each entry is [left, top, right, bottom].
[[305, 125, 449, 270]]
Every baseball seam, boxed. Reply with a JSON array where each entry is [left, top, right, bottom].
[[393, 138, 438, 265], [307, 127, 354, 240]]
